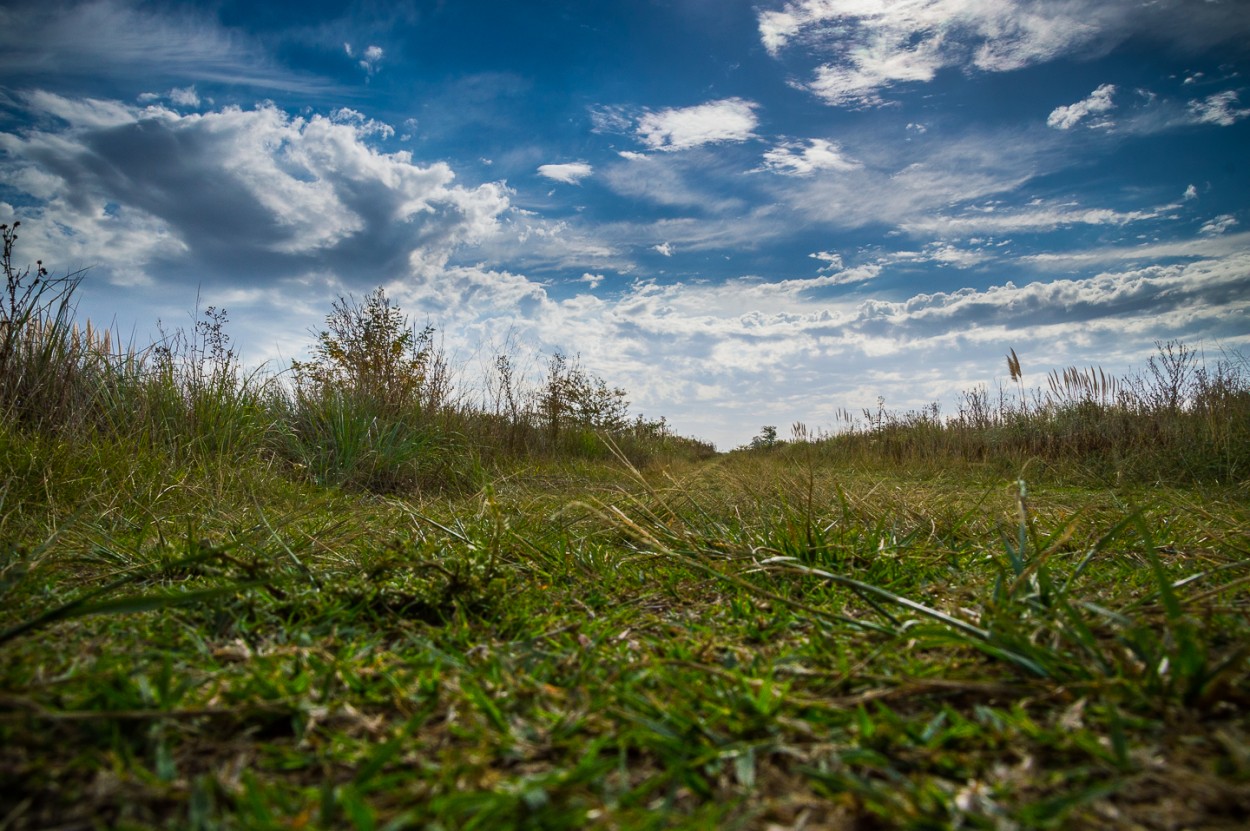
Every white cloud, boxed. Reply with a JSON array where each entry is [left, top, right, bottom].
[[757, 5, 804, 55], [818, 263, 881, 286], [918, 242, 986, 268], [636, 98, 759, 151], [0, 0, 331, 95], [346, 43, 384, 73], [588, 104, 634, 135], [1188, 91, 1250, 126], [1200, 214, 1238, 236], [0, 93, 509, 288], [810, 250, 843, 271], [168, 86, 200, 107], [755, 128, 1055, 236], [902, 200, 1173, 236], [759, 0, 1110, 107], [654, 242, 674, 256], [357, 44, 384, 74], [756, 1, 1250, 109], [600, 151, 748, 213], [578, 272, 605, 289], [537, 162, 593, 184], [24, 89, 141, 127], [1047, 84, 1117, 130], [760, 138, 861, 176], [1018, 230, 1250, 269], [330, 107, 395, 138], [1183, 184, 1198, 201], [138, 87, 202, 108]]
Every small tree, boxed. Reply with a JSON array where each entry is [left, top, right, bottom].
[[536, 351, 630, 446], [750, 425, 779, 449], [292, 287, 435, 415]]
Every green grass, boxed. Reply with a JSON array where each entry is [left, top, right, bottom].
[[3, 229, 1249, 828], [3, 450, 1248, 830]]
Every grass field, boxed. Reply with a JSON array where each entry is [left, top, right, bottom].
[[3, 227, 1250, 829]]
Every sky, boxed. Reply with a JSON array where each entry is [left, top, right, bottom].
[[2, 0, 1249, 449]]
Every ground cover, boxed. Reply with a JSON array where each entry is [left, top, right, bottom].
[[3, 450, 1248, 830]]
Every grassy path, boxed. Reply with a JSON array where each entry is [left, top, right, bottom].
[[3, 456, 1249, 829]]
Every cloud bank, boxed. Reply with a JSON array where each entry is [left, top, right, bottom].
[[0, 93, 509, 286]]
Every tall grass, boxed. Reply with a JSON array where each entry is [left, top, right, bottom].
[[780, 343, 1250, 485], [0, 222, 712, 508]]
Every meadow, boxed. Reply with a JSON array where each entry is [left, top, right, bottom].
[[3, 222, 1249, 829]]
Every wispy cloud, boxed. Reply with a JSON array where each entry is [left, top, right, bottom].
[[1048, 84, 1117, 130], [1200, 214, 1238, 236], [139, 86, 202, 108], [635, 98, 759, 151], [759, 0, 1108, 107], [600, 151, 750, 213], [1188, 90, 1250, 126], [346, 43, 385, 75], [757, 0, 1250, 108], [902, 200, 1175, 236], [759, 138, 860, 175], [537, 162, 593, 185], [0, 0, 334, 94]]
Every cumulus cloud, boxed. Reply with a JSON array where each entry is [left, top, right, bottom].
[[347, 43, 385, 74], [537, 162, 593, 184], [635, 98, 759, 151], [760, 138, 860, 175], [654, 242, 674, 256], [1047, 84, 1117, 129], [0, 93, 509, 287], [756, 0, 1250, 108], [329, 107, 395, 138]]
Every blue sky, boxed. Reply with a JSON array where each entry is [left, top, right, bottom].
[[2, 0, 1248, 448]]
